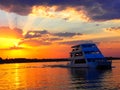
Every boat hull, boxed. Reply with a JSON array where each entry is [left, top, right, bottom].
[[68, 62, 112, 69], [68, 63, 89, 68], [96, 62, 112, 69]]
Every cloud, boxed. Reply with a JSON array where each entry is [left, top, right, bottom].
[[0, 0, 32, 15], [105, 27, 120, 32], [49, 38, 63, 41], [0, 26, 23, 38], [24, 30, 82, 38], [19, 38, 51, 47], [30, 6, 90, 21], [59, 40, 93, 45], [1, 0, 120, 21], [20, 30, 53, 46], [0, 46, 24, 50], [22, 30, 83, 47], [54, 32, 82, 37], [24, 30, 49, 38]]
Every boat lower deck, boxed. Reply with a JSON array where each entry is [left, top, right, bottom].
[[69, 61, 112, 69], [68, 63, 88, 68]]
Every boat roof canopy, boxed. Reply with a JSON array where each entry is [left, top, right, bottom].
[[71, 43, 95, 48]]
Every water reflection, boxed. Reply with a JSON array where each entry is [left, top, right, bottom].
[[0, 61, 120, 90], [70, 68, 112, 90], [0, 62, 72, 90]]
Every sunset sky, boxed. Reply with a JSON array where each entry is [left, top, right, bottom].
[[0, 0, 120, 59]]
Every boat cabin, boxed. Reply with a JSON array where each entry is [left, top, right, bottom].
[[69, 43, 111, 68]]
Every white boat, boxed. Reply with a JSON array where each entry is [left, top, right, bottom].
[[69, 42, 112, 69]]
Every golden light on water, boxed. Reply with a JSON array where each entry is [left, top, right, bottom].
[[14, 64, 20, 88]]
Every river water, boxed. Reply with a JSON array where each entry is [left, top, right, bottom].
[[0, 60, 120, 90]]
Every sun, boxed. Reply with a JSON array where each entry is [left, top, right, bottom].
[[14, 42, 19, 47], [0, 38, 20, 48]]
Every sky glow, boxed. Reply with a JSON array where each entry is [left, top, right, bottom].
[[0, 0, 120, 58]]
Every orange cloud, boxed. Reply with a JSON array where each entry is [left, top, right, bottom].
[[0, 27, 119, 59], [19, 39, 51, 48], [104, 27, 120, 32], [0, 27, 23, 38], [30, 5, 90, 21], [0, 26, 24, 53]]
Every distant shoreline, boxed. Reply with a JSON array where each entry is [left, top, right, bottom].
[[0, 57, 120, 64], [106, 57, 120, 60], [0, 58, 70, 64]]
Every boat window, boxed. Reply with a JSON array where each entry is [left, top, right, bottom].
[[72, 49, 75, 51], [87, 58, 106, 62], [87, 59, 96, 62], [85, 51, 100, 54], [72, 48, 79, 51], [74, 59, 86, 64], [82, 44, 95, 48]]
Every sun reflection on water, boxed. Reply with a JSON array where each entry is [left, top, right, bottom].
[[14, 64, 20, 89], [0, 61, 120, 90]]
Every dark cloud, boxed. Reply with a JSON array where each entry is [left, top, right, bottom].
[[0, 0, 120, 20], [19, 39, 51, 46], [9, 46, 24, 50], [49, 38, 63, 41], [0, 46, 24, 50], [59, 40, 93, 45], [0, 1, 31, 15], [24, 30, 49, 38], [24, 30, 82, 39], [86, 0, 120, 21], [0, 0, 51, 15], [105, 27, 120, 32], [54, 32, 82, 37], [23, 30, 83, 46]]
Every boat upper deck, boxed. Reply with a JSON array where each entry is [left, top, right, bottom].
[[71, 43, 96, 48]]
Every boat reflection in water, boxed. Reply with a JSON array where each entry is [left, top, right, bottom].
[[69, 68, 113, 90]]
